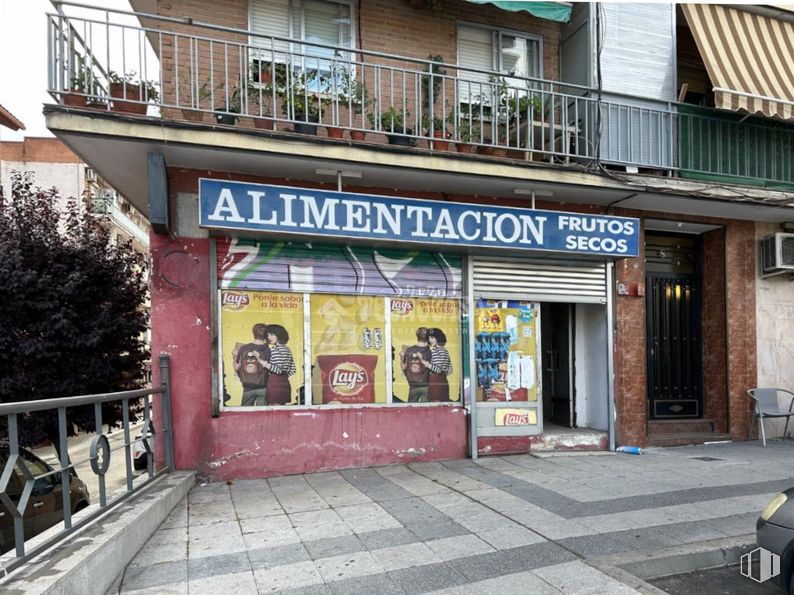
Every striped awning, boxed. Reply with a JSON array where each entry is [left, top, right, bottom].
[[681, 4, 794, 120]]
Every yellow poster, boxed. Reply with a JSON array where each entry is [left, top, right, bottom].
[[310, 294, 386, 404], [475, 301, 539, 402], [221, 290, 303, 406], [391, 298, 461, 403]]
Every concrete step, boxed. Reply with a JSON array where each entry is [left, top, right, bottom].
[[648, 432, 732, 447], [648, 418, 716, 436], [530, 431, 609, 452]]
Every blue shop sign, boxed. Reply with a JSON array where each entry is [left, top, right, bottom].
[[199, 179, 640, 257]]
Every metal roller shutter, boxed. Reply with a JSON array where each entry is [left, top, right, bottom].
[[472, 256, 607, 303]]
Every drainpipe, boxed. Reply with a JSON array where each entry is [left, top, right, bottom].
[[606, 260, 617, 450]]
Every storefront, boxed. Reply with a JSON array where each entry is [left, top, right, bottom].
[[198, 179, 640, 465]]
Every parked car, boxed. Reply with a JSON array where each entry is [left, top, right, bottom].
[[132, 422, 155, 471], [0, 444, 90, 554], [757, 488, 794, 592]]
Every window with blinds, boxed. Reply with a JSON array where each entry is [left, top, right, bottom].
[[249, 0, 353, 62], [456, 23, 542, 103]]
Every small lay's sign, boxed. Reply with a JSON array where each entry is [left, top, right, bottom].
[[495, 408, 537, 427]]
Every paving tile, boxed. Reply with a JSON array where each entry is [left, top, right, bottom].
[[243, 526, 303, 550], [555, 534, 634, 558], [314, 550, 386, 583], [159, 498, 188, 530], [269, 476, 329, 514], [303, 535, 364, 561], [357, 528, 419, 551], [446, 542, 578, 583], [290, 509, 352, 541], [248, 542, 311, 571], [188, 521, 247, 559], [328, 572, 406, 595], [339, 469, 413, 502], [407, 521, 470, 542], [188, 570, 257, 594], [187, 551, 251, 580], [121, 560, 187, 591], [253, 560, 324, 593], [429, 569, 562, 594], [305, 471, 373, 507], [388, 561, 468, 594], [335, 502, 403, 534], [476, 526, 546, 550], [128, 538, 188, 566], [532, 561, 634, 594], [277, 585, 333, 595], [239, 513, 293, 535], [425, 534, 496, 562], [371, 542, 441, 572], [118, 585, 188, 595]]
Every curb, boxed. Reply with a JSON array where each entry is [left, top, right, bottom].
[[0, 471, 195, 595]]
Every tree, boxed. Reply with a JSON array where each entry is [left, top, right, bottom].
[[0, 171, 149, 448]]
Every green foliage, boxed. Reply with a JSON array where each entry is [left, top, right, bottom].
[[367, 105, 406, 130], [108, 70, 160, 102], [0, 172, 149, 446]]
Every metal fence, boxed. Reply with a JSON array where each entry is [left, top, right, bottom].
[[0, 355, 174, 575], [46, 1, 794, 184]]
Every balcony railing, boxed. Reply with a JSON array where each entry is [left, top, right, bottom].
[[47, 2, 794, 186]]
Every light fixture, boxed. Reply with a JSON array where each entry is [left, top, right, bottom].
[[315, 168, 362, 179]]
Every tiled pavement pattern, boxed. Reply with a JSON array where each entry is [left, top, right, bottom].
[[107, 442, 794, 594]]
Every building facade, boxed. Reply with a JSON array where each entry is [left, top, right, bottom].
[[44, 1, 794, 478]]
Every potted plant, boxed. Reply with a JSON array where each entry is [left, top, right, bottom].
[[280, 69, 326, 135], [334, 65, 370, 141], [178, 77, 214, 122], [368, 106, 413, 146], [63, 57, 93, 107], [420, 55, 450, 149], [508, 94, 544, 123], [214, 83, 240, 125], [108, 71, 158, 115]]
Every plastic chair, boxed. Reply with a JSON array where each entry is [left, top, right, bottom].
[[748, 388, 794, 446]]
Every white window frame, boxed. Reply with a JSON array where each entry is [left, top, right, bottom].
[[248, 0, 356, 65], [456, 21, 543, 81]]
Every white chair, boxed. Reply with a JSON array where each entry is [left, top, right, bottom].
[[748, 388, 794, 446]]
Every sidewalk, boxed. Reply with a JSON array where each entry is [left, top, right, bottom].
[[107, 441, 794, 594]]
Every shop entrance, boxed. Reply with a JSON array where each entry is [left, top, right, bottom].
[[541, 303, 574, 428]]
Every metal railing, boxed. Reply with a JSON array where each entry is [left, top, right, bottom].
[[46, 2, 794, 185], [0, 354, 174, 576]]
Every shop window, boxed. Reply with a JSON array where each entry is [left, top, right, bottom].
[[310, 294, 386, 405], [217, 239, 464, 408], [221, 290, 304, 407], [474, 300, 539, 402], [392, 297, 461, 403]]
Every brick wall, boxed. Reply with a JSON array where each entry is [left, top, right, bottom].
[[0, 137, 80, 164]]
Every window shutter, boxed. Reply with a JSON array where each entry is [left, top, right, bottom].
[[250, 0, 290, 59], [457, 25, 494, 103]]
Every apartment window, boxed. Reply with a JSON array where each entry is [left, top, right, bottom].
[[249, 0, 354, 62], [456, 23, 542, 102]]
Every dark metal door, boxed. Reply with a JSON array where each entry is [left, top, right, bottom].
[[541, 303, 574, 427], [645, 234, 702, 419]]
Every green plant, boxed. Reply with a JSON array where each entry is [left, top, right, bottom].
[[507, 94, 543, 120], [420, 55, 446, 134], [279, 69, 328, 119], [69, 56, 93, 92], [367, 106, 407, 131], [421, 101, 451, 135], [108, 70, 159, 102], [331, 60, 369, 111], [178, 76, 215, 108]]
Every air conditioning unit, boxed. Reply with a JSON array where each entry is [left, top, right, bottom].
[[761, 233, 794, 277], [85, 168, 96, 181]]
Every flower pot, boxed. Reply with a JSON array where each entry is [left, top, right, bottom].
[[63, 92, 87, 107], [386, 126, 413, 146], [479, 145, 508, 158], [86, 99, 107, 110], [350, 130, 367, 141], [431, 131, 451, 151], [110, 83, 147, 114], [253, 117, 275, 130], [181, 109, 205, 122], [215, 110, 239, 125], [456, 143, 476, 154], [326, 126, 345, 139], [293, 113, 320, 135]]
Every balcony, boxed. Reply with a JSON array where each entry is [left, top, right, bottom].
[[46, 3, 794, 188], [92, 196, 150, 248]]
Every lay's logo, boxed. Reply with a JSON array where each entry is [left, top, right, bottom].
[[329, 362, 368, 397], [391, 299, 414, 315], [222, 291, 250, 310]]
